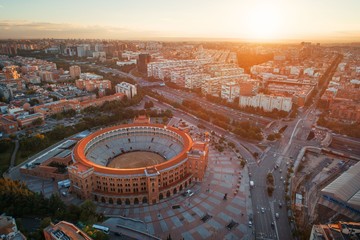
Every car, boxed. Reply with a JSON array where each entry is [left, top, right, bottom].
[[261, 207, 265, 213], [248, 221, 252, 227], [275, 213, 279, 219], [188, 192, 194, 197], [271, 222, 275, 228], [280, 176, 284, 180], [279, 202, 282, 208]]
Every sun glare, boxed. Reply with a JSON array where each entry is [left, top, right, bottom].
[[245, 4, 281, 40]]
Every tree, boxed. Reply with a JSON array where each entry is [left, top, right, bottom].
[[0, 139, 12, 153], [29, 98, 40, 106], [267, 134, 275, 141], [79, 200, 98, 224], [32, 117, 44, 126]]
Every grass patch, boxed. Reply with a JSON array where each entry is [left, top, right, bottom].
[[0, 142, 14, 175]]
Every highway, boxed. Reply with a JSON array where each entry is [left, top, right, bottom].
[[123, 60, 360, 239], [152, 86, 272, 127]]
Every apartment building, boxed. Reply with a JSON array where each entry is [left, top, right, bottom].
[[115, 82, 137, 99], [239, 94, 293, 112], [221, 82, 240, 102], [185, 74, 211, 89], [16, 112, 44, 128], [69, 65, 81, 79], [75, 79, 111, 92]]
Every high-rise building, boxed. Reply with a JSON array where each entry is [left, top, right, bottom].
[[69, 65, 81, 79], [137, 54, 151, 74], [221, 82, 240, 102], [115, 82, 137, 99]]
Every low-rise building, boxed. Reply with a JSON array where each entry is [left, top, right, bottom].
[[310, 222, 360, 240], [16, 113, 44, 128], [75, 79, 112, 92], [0, 214, 26, 240], [43, 221, 92, 240], [0, 116, 18, 134]]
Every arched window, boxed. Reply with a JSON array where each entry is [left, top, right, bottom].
[[166, 191, 171, 197], [125, 199, 130, 205], [134, 198, 139, 205], [159, 193, 164, 200], [142, 197, 148, 204], [117, 199, 122, 205]]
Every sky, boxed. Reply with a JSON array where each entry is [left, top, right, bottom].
[[0, 0, 359, 42]]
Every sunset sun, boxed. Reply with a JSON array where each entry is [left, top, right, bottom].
[[245, 4, 281, 40]]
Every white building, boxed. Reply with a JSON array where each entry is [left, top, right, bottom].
[[185, 74, 211, 89], [80, 73, 103, 80], [239, 94, 292, 112], [116, 59, 137, 66], [92, 51, 106, 59], [77, 44, 90, 57], [221, 82, 240, 102], [115, 82, 137, 99]]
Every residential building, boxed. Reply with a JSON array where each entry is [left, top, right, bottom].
[[115, 82, 137, 99], [184, 74, 211, 89], [79, 73, 103, 80], [0, 214, 26, 240], [75, 79, 111, 92], [310, 222, 360, 240], [3, 66, 20, 80], [0, 116, 18, 134], [43, 221, 92, 240], [16, 113, 44, 128], [221, 82, 240, 102], [0, 83, 13, 101], [33, 99, 80, 116], [39, 71, 54, 82], [137, 54, 151, 74], [239, 94, 293, 112], [69, 65, 81, 79]]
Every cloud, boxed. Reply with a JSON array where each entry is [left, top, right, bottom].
[[0, 20, 163, 39]]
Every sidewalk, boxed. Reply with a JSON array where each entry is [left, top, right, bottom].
[[96, 147, 254, 239]]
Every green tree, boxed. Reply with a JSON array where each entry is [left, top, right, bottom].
[[79, 200, 98, 224], [32, 118, 44, 126]]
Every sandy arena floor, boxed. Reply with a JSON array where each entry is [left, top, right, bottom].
[[107, 151, 166, 169]]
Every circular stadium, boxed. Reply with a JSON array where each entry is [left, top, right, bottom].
[[69, 123, 208, 205]]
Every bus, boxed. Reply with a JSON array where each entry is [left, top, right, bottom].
[[92, 224, 110, 234]]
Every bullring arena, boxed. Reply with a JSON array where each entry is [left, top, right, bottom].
[[69, 123, 209, 205]]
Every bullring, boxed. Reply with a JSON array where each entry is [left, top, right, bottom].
[[69, 123, 209, 205]]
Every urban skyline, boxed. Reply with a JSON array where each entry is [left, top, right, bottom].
[[0, 0, 360, 42]]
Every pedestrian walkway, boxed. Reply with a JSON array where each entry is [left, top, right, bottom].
[[97, 147, 254, 239]]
